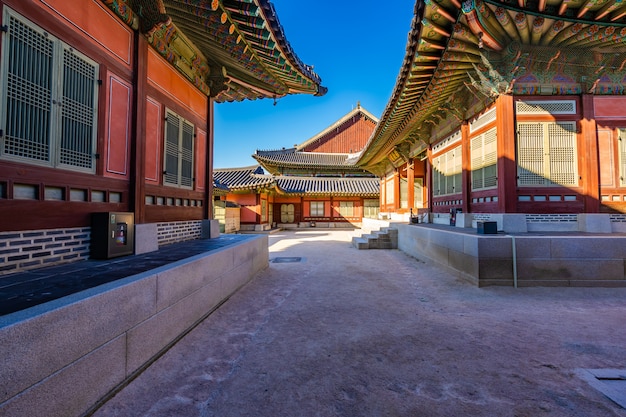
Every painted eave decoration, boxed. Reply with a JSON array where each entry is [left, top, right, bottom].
[[356, 0, 626, 174], [102, 0, 327, 102]]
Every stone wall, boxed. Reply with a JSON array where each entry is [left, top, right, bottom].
[[0, 235, 268, 417], [0, 227, 90, 275], [396, 224, 626, 287]]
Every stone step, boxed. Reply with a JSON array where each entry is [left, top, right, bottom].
[[352, 237, 369, 250], [352, 227, 398, 250]]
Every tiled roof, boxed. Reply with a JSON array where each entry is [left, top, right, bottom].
[[213, 166, 274, 190], [275, 176, 379, 196], [102, 0, 326, 102], [253, 148, 355, 167], [356, 0, 626, 174], [213, 166, 379, 196]]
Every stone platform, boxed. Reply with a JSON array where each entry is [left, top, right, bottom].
[[0, 234, 268, 417]]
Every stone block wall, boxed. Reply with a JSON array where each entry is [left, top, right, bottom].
[[397, 224, 626, 287], [0, 235, 269, 417], [157, 220, 202, 246], [0, 228, 90, 276]]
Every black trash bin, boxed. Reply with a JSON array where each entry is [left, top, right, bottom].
[[477, 221, 497, 234]]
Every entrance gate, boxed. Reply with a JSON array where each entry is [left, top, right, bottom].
[[280, 204, 295, 223]]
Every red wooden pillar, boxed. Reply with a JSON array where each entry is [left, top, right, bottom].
[[393, 169, 400, 211], [407, 159, 415, 211], [580, 94, 600, 213], [496, 95, 517, 213], [130, 33, 148, 223], [426, 146, 432, 213], [205, 98, 215, 219], [379, 176, 385, 212], [461, 122, 470, 213]]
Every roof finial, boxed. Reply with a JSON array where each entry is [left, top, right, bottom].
[[357, 101, 361, 109]]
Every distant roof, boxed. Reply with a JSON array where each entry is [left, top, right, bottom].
[[213, 166, 379, 196], [254, 149, 353, 167], [213, 166, 274, 190], [275, 176, 379, 197], [295, 104, 379, 151], [103, 0, 326, 102], [252, 148, 370, 176]]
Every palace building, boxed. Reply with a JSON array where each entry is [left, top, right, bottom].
[[214, 105, 380, 231], [0, 0, 325, 274], [355, 0, 626, 232]]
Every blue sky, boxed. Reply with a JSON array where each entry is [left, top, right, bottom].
[[213, 1, 416, 168]]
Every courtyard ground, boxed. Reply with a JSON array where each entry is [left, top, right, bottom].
[[91, 229, 626, 417]]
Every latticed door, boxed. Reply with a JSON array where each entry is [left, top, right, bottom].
[[517, 122, 577, 187], [280, 204, 294, 223]]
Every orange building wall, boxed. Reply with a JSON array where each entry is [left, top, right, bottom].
[[301, 114, 376, 153], [147, 49, 207, 121], [145, 97, 162, 184], [593, 96, 626, 119], [195, 128, 207, 191], [35, 0, 133, 66], [103, 73, 132, 179], [228, 194, 258, 223]]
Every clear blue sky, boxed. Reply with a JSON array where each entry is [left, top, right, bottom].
[[213, 0, 416, 169]]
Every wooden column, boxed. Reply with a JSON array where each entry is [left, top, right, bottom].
[[461, 122, 470, 213], [130, 33, 148, 223], [496, 94, 517, 213], [407, 159, 415, 211], [580, 94, 600, 213], [394, 169, 400, 211], [426, 146, 432, 213], [204, 98, 215, 219]]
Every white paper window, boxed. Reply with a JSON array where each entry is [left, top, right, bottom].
[[517, 121, 578, 187], [433, 145, 462, 196], [0, 8, 98, 172], [471, 128, 497, 191], [338, 201, 354, 217], [310, 201, 324, 216]]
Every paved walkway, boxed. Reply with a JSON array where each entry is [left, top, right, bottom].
[[92, 230, 626, 417]]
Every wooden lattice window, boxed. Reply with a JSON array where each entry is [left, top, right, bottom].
[[0, 8, 98, 172], [517, 121, 578, 187], [338, 201, 354, 217], [471, 128, 497, 191], [433, 146, 462, 196], [385, 175, 394, 205], [310, 201, 324, 217], [164, 110, 194, 188], [363, 199, 379, 218], [400, 177, 408, 209]]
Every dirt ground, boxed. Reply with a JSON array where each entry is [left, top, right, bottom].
[[92, 229, 626, 417]]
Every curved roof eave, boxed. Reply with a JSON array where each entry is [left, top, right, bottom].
[[102, 0, 327, 102], [356, 0, 626, 173]]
